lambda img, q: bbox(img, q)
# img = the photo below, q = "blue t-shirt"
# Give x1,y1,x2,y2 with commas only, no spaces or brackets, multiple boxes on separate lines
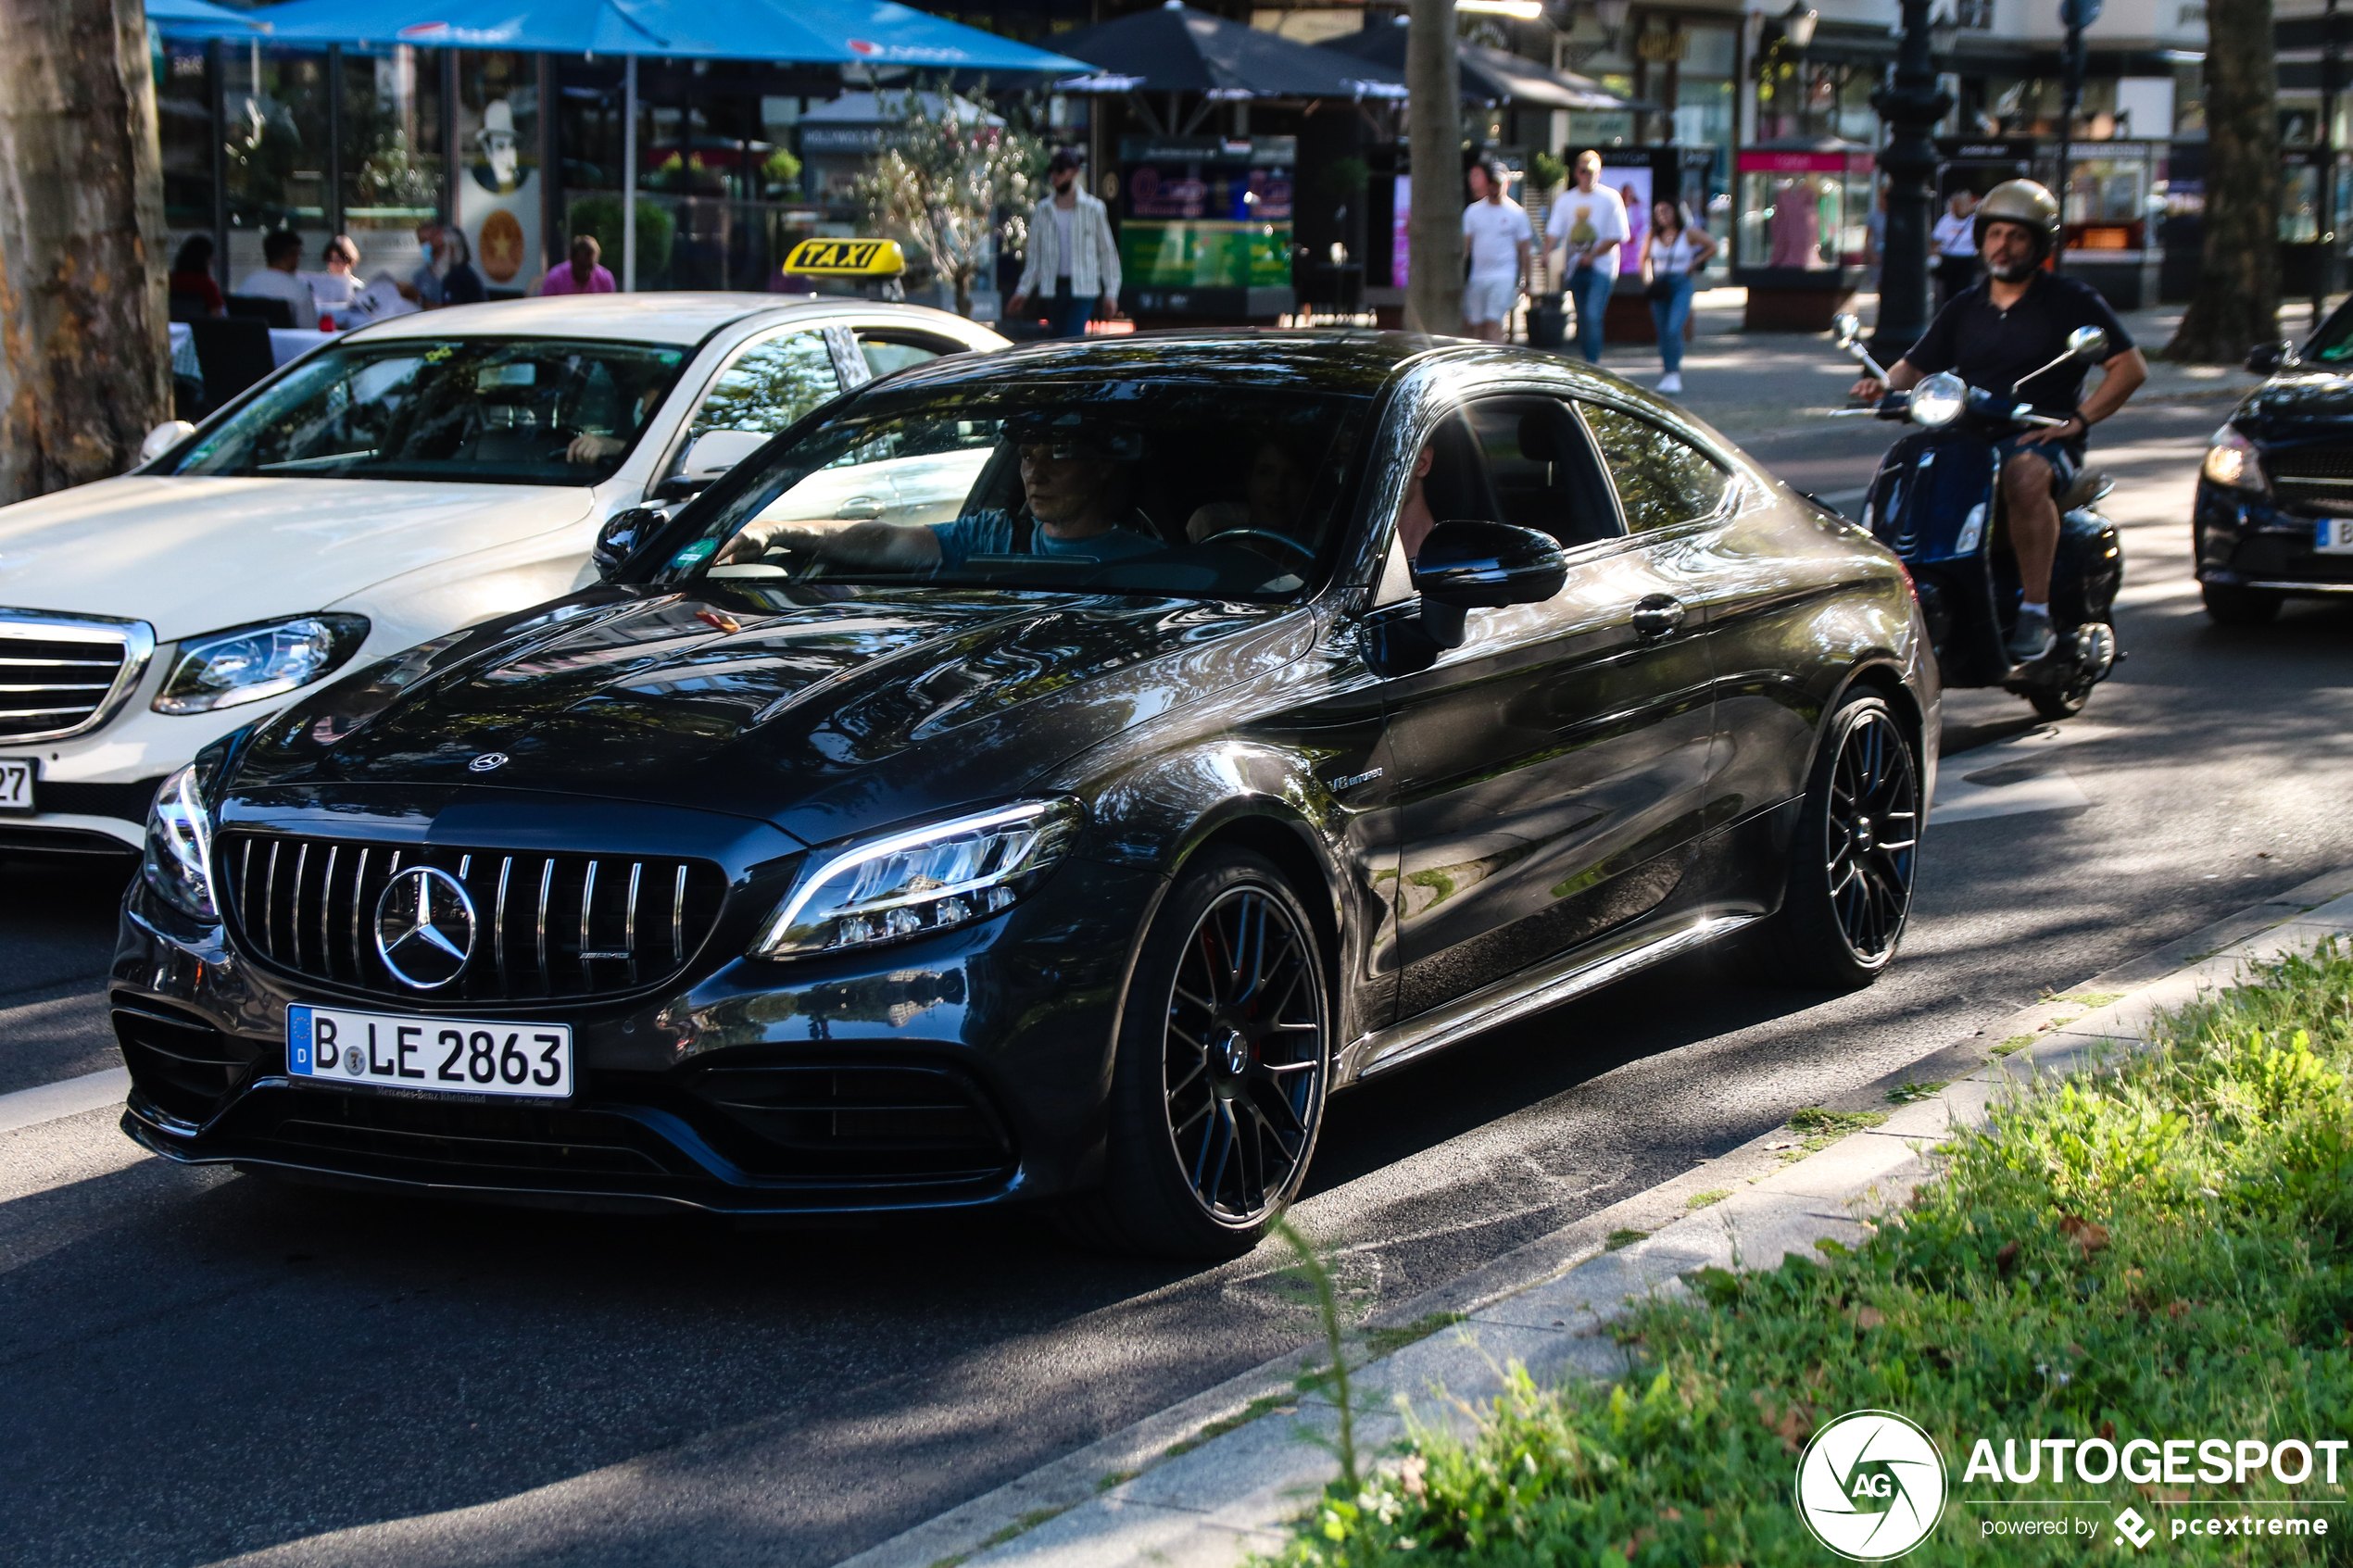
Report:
928,508,1163,570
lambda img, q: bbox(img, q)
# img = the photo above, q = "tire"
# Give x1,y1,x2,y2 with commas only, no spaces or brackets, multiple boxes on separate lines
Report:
2202,583,2283,627
1748,692,1921,990
1064,847,1332,1260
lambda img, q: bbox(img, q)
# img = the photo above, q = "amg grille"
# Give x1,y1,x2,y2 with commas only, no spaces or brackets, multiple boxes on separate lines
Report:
2269,445,2353,491
0,612,151,742
217,832,728,1003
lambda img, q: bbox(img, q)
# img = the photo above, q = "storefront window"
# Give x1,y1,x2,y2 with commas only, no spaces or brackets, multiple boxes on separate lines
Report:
152,32,217,280
2283,161,2322,244
456,51,542,295
1735,149,1873,270
222,45,332,284
341,46,444,285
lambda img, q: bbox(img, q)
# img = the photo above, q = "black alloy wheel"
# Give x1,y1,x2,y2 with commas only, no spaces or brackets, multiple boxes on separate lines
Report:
1069,847,1330,1258
1748,692,1920,989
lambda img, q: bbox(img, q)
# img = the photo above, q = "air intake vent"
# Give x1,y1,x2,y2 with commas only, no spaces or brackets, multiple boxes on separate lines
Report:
2270,445,2353,489
216,833,727,1003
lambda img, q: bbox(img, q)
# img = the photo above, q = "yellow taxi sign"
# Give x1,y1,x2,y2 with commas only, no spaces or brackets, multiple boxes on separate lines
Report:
782,238,905,278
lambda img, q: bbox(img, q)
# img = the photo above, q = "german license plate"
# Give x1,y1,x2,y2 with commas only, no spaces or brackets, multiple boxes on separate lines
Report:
286,1004,573,1098
0,759,31,814
2317,518,2353,554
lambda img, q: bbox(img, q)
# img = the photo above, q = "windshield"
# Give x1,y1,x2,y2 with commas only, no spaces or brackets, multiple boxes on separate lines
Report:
2310,306,2353,366
164,338,689,485
662,374,1370,600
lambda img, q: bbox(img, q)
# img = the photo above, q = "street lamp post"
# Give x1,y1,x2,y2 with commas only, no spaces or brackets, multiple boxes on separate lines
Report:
1869,0,1954,358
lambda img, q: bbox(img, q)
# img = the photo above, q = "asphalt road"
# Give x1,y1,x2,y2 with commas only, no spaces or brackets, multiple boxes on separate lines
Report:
7,394,2353,1568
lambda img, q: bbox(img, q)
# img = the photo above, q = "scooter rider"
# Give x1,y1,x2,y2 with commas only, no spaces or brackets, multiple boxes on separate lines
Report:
1848,180,2148,661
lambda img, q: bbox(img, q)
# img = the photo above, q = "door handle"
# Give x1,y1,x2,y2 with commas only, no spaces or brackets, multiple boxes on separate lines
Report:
1631,595,1687,638
833,496,887,521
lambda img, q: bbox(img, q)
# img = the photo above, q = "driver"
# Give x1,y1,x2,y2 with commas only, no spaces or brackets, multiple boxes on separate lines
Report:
1847,179,2147,662
718,417,1162,571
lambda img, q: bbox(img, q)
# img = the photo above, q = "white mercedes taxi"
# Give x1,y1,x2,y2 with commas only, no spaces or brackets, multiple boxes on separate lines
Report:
0,292,1006,856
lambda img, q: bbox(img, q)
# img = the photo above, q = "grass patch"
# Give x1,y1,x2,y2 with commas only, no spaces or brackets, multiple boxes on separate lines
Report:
1604,1228,1649,1251
1260,938,2353,1567
957,1503,1078,1559
1685,1188,1730,1210
1094,1468,1137,1493
1991,1032,2037,1057
1775,1105,1891,1160
1886,1079,1947,1104
1166,1392,1293,1458
1363,1312,1468,1361
2067,990,2126,1008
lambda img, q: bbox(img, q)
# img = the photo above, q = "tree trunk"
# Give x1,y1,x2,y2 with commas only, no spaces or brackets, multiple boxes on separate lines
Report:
2167,0,2281,362
0,0,169,504
1404,0,1463,338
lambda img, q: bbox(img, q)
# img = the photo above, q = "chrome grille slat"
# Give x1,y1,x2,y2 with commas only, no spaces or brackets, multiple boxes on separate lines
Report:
215,833,724,1004
0,613,154,743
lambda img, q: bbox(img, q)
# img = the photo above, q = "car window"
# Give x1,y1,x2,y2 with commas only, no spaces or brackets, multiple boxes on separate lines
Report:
857,331,962,381
164,338,688,486
1578,403,1734,532
686,329,841,446
1465,396,1622,548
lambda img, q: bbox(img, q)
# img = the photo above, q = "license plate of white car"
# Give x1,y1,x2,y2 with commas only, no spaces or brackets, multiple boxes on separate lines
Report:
286,1004,573,1098
2317,518,2353,554
0,758,31,814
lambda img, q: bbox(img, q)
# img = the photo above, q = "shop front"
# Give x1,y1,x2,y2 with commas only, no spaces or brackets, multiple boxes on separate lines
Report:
1731,136,1873,331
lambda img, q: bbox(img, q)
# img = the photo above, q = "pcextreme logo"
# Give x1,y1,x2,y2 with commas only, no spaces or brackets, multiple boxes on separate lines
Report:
1794,1410,1949,1561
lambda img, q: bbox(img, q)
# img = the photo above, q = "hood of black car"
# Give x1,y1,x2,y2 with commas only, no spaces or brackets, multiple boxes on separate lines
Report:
233,586,1309,847
2242,371,2353,433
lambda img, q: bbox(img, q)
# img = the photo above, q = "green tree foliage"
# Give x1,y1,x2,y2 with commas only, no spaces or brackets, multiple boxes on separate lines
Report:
854,83,1047,319
566,195,676,283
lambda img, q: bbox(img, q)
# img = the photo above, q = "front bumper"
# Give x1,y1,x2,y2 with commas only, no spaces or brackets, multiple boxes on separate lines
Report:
2194,478,2353,596
0,659,258,855
112,854,1163,1214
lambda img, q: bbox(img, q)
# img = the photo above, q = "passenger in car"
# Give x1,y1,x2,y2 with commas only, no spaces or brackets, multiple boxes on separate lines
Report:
1185,440,1314,547
721,429,1161,571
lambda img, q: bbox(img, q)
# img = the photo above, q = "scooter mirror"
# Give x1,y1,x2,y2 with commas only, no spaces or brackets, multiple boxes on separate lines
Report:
2066,325,2110,364
1831,313,1863,352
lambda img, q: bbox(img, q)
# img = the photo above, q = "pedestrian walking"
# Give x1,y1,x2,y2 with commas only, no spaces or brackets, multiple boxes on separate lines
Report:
1638,199,1716,395
1543,151,1629,364
1931,191,1978,307
1008,148,1121,338
1460,157,1531,345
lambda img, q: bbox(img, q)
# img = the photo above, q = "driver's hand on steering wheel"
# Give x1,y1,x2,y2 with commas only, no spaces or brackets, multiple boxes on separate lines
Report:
1849,376,1888,402
567,432,625,464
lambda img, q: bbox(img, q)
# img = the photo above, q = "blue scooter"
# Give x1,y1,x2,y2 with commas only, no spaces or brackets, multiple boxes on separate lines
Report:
1831,313,2124,720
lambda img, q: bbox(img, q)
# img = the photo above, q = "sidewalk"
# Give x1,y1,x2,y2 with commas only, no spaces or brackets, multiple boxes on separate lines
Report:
837,862,2353,1568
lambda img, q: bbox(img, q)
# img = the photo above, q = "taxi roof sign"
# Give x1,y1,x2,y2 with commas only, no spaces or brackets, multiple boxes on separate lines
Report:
783,238,906,278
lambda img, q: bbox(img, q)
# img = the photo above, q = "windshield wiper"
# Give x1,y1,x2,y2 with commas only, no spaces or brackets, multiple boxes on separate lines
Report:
256,450,379,472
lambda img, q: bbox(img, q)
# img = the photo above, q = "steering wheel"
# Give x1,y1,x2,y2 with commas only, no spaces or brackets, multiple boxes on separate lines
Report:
1202,528,1315,568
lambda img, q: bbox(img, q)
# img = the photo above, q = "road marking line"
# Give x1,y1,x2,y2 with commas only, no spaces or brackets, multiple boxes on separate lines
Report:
0,1068,130,1136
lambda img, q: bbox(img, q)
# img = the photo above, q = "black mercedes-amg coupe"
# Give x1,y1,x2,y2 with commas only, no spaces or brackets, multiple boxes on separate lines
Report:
114,333,1938,1258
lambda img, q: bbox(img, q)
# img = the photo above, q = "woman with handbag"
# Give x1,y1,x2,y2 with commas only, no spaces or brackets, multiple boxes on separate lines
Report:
1638,199,1717,395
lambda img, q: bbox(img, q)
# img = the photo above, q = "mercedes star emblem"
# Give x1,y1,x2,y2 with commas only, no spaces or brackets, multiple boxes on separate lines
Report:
373,866,478,990
470,752,509,772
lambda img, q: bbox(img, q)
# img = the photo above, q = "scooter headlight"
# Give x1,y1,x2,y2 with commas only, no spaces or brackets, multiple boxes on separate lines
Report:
2202,424,2266,491
1910,371,1967,429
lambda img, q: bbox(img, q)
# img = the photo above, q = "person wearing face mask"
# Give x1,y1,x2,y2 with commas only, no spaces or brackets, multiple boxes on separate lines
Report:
1848,180,2147,663
1007,149,1121,338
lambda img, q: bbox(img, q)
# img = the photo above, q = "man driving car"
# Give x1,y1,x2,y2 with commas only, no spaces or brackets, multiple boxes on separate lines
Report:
720,417,1162,571
1848,179,2148,662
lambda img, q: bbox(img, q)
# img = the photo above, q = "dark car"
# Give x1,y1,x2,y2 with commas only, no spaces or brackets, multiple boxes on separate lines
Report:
114,333,1939,1259
2194,308,2353,623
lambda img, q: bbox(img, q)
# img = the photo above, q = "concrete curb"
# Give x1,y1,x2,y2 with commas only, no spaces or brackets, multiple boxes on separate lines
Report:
835,866,2353,1568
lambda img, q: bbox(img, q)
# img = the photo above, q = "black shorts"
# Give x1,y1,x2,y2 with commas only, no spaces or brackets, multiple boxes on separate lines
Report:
1992,434,2080,498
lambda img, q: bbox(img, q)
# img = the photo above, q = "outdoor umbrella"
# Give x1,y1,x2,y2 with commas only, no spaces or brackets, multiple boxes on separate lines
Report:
1051,0,1405,116
145,0,271,34
1317,19,1648,112
243,0,1085,287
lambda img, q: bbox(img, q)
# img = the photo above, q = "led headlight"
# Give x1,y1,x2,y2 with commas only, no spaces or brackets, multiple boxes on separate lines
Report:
2201,425,2266,491
750,798,1084,959
153,614,369,715
1909,371,1967,429
142,764,217,922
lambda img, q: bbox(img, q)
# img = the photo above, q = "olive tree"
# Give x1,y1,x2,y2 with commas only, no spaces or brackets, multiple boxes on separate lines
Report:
0,0,170,501
855,85,1047,319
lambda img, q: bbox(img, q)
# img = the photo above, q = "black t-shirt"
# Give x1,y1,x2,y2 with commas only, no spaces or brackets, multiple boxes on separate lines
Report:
1902,271,2133,431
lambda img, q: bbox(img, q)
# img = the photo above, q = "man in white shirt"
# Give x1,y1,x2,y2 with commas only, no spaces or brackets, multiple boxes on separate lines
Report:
1460,158,1532,344
1931,190,1978,307
234,229,319,330
1543,151,1629,363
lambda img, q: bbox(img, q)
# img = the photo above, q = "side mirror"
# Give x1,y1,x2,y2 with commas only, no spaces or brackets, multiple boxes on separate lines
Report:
2245,339,2296,375
2065,325,2110,364
139,420,195,465
593,506,661,580
677,429,771,487
1412,520,1571,609
1831,312,1863,352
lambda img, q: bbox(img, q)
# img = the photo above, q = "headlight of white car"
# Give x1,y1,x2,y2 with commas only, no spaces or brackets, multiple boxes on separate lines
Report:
152,614,369,715
142,764,218,922
2201,425,2266,491
750,798,1085,960
1909,371,1967,429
